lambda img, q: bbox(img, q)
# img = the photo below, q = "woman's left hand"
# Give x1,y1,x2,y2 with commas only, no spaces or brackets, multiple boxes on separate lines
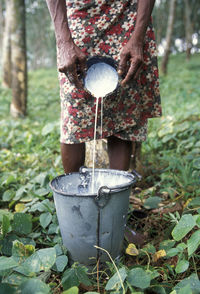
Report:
118,40,144,86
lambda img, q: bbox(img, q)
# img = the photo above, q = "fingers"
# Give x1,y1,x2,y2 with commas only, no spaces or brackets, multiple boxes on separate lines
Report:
135,63,143,80
59,62,84,89
78,56,87,77
121,58,143,87
66,65,84,89
118,53,129,77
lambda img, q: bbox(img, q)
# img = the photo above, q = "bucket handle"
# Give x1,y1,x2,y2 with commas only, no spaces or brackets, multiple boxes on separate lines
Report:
94,186,111,208
131,169,142,181
79,166,89,174
94,185,128,208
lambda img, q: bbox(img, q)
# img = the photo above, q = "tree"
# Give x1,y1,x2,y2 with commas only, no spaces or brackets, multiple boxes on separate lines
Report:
0,0,5,60
26,0,56,69
2,0,12,88
184,0,193,60
161,0,177,75
10,0,27,117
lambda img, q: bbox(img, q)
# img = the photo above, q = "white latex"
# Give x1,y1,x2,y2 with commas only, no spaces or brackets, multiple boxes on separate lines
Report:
84,62,118,98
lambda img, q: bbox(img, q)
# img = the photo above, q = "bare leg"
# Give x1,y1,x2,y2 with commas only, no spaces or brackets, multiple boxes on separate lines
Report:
61,142,85,173
107,136,132,171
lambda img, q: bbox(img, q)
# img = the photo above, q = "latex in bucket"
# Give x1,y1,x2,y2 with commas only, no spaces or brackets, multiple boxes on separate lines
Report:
50,167,141,266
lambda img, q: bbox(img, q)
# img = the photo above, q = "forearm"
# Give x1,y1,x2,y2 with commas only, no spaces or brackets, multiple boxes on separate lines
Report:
46,0,72,46
131,0,155,44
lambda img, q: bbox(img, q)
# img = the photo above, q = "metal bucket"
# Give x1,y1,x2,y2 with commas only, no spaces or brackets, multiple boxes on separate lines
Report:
50,167,141,266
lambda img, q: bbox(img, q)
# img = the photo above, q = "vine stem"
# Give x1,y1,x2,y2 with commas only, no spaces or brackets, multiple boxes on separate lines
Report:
94,245,126,294
97,258,100,293
140,249,151,271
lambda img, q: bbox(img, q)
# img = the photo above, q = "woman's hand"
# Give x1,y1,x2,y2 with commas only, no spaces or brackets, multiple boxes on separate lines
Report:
118,40,144,87
58,39,87,89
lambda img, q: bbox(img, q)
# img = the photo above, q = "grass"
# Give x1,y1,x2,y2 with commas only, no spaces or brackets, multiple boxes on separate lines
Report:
0,53,200,293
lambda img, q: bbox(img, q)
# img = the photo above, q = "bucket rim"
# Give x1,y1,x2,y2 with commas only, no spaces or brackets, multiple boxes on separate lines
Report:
50,168,137,197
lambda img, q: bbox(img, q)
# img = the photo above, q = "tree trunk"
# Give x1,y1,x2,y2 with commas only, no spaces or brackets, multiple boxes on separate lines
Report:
10,0,27,117
161,0,176,75
184,0,193,60
0,0,5,60
2,0,12,88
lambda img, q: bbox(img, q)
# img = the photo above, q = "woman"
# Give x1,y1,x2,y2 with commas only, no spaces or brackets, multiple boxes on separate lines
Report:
46,0,162,173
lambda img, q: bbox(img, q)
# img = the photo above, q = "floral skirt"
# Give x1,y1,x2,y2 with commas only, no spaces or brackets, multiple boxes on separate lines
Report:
58,0,162,144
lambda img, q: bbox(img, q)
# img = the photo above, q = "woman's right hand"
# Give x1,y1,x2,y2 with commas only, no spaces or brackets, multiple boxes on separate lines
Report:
57,39,87,89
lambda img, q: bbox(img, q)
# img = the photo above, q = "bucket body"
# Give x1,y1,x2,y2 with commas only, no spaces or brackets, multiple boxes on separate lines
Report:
50,168,139,265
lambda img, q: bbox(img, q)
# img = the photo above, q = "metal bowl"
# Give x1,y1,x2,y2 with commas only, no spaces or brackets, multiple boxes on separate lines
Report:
83,55,120,99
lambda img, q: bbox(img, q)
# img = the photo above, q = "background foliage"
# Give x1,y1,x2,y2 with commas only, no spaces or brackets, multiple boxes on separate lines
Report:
0,53,200,292
1,0,199,69
0,0,200,292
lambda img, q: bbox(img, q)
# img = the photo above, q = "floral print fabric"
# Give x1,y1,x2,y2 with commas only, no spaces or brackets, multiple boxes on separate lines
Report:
58,0,162,144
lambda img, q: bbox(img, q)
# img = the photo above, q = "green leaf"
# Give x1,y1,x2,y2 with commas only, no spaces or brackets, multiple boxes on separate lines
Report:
172,214,196,241
0,209,13,222
18,278,50,294
105,267,127,291
177,285,193,294
30,199,54,213
174,274,200,294
54,255,68,272
193,158,200,170
33,172,49,187
158,123,173,137
0,234,20,256
13,213,32,235
0,283,16,294
62,268,79,290
1,174,17,186
34,187,49,197
14,186,27,200
76,266,91,286
159,240,176,251
188,198,200,208
187,229,200,256
2,214,10,237
40,212,52,229
176,243,187,251
174,122,190,133
196,216,200,228
62,286,79,294
166,248,180,258
84,293,99,294
146,269,160,280
127,268,151,289
150,285,167,294
42,122,56,136
48,223,59,234
16,247,56,275
143,197,162,209
54,244,63,256
12,240,35,263
0,256,18,271
175,259,189,274
3,272,29,285
142,243,156,254
2,190,15,201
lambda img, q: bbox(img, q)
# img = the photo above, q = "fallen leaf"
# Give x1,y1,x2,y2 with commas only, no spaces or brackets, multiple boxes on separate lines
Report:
153,249,166,262
125,243,139,256
15,203,26,212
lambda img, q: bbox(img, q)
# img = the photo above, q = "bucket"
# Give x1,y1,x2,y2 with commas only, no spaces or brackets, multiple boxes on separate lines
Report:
50,167,141,266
